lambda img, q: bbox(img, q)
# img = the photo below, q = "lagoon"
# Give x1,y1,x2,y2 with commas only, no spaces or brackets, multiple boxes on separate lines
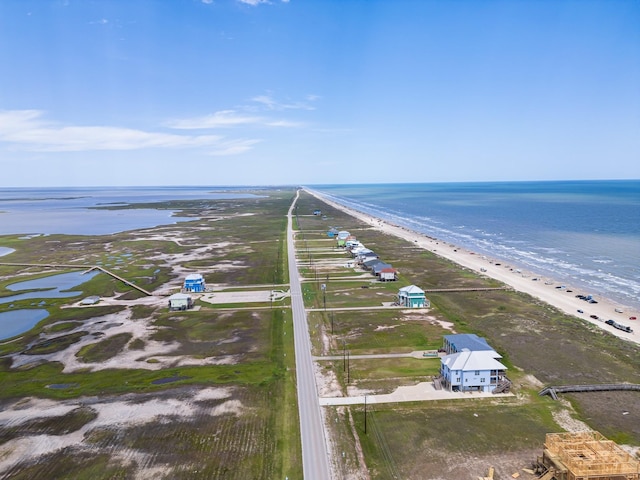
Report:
1,271,99,305
0,309,49,340
0,186,261,235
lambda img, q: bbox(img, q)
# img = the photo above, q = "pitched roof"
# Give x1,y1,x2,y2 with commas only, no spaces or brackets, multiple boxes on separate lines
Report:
185,274,204,281
444,333,495,353
441,350,506,372
169,293,192,300
398,285,424,294
363,258,384,266
372,262,392,273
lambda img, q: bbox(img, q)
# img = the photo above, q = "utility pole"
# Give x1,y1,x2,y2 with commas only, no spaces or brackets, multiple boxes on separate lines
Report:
343,340,346,372
364,395,367,434
347,350,350,384
322,283,326,311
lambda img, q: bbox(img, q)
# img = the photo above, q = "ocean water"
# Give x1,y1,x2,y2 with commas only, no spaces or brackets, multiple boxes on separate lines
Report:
312,181,640,310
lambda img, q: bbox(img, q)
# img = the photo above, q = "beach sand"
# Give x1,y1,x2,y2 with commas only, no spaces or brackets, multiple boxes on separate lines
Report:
305,188,639,346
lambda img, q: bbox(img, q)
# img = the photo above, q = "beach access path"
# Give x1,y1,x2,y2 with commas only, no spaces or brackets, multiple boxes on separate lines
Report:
304,188,639,347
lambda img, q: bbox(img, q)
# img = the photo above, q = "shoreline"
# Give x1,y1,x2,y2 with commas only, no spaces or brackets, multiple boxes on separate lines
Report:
304,188,639,346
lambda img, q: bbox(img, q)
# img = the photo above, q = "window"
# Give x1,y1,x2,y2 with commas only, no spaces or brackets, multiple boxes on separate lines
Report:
474,371,480,375
480,378,485,382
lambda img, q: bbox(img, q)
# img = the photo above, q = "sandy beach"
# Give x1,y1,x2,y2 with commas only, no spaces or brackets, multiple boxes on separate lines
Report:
305,188,639,346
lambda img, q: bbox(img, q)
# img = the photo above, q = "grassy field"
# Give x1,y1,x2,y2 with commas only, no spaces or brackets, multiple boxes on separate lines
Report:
296,190,640,478
0,188,302,479
1,187,639,479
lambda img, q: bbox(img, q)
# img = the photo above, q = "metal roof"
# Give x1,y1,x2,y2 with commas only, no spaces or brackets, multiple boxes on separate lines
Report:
441,350,506,371
398,285,424,294
444,333,495,353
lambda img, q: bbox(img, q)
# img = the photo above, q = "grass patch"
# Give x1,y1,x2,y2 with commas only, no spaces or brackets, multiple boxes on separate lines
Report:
76,333,133,363
25,331,88,355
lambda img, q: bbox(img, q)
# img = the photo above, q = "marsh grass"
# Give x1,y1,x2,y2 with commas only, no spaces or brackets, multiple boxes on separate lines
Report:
352,401,559,479
296,189,640,477
76,332,133,363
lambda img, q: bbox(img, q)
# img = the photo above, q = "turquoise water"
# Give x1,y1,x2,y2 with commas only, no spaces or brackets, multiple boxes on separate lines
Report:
312,180,640,309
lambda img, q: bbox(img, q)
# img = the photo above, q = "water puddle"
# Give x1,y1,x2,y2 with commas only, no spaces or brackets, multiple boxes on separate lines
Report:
151,376,191,385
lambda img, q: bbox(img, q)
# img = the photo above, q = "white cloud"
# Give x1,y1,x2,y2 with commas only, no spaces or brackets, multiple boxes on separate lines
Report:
167,110,262,129
251,94,316,111
201,0,214,4
208,139,261,156
168,109,302,129
0,110,257,156
238,0,290,5
238,0,270,5
264,120,304,127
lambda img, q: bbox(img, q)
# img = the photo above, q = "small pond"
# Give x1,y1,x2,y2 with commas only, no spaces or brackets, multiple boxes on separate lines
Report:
0,270,99,305
46,383,79,389
0,309,49,340
0,247,15,257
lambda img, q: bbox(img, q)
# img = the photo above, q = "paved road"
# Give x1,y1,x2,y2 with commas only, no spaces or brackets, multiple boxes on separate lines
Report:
287,191,332,480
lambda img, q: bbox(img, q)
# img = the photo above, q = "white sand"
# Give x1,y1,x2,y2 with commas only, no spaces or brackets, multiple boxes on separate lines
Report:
0,387,241,476
305,188,639,346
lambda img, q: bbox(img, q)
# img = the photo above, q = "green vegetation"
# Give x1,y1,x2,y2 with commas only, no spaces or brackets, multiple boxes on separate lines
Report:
296,190,640,477
76,333,133,363
1,187,638,479
0,406,97,445
24,331,88,355
0,188,301,480
355,401,559,479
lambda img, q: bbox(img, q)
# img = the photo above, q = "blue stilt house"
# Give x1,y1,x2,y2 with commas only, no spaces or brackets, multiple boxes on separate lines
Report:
184,274,206,293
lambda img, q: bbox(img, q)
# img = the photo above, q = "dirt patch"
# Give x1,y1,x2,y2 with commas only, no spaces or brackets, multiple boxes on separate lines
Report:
0,386,244,477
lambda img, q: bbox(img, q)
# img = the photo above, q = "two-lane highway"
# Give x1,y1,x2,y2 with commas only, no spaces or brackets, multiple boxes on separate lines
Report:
287,191,332,480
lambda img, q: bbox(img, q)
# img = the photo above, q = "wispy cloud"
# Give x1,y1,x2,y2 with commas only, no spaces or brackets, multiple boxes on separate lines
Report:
209,138,262,156
168,108,304,129
251,94,317,111
238,0,289,6
0,110,257,155
167,110,262,129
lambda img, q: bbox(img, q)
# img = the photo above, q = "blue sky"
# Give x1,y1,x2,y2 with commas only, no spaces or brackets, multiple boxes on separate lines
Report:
0,0,638,187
